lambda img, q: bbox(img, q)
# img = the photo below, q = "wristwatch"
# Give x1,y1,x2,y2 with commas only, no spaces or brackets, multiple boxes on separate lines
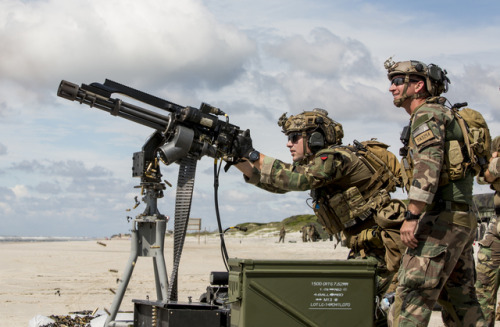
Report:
248,150,260,163
404,211,421,221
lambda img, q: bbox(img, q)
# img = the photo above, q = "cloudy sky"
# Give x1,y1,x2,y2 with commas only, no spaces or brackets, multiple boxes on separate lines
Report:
1,0,499,237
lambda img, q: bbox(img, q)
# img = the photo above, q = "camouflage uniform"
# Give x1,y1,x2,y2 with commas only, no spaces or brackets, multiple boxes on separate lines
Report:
475,136,500,327
278,226,286,243
244,143,405,295
475,214,500,327
388,99,486,327
301,225,309,242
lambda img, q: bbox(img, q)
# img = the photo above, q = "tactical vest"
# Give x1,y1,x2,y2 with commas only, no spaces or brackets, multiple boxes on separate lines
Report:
311,141,401,235
400,98,474,211
400,99,473,192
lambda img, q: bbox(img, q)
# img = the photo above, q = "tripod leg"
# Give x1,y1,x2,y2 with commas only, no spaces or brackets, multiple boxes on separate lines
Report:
153,219,169,301
153,256,169,301
104,229,140,327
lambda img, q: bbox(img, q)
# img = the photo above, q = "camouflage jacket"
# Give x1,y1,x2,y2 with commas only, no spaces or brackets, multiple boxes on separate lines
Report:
489,157,500,179
403,99,474,206
244,146,373,194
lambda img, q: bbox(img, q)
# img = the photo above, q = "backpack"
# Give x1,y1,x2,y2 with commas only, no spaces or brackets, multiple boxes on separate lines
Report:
350,139,402,197
450,103,492,175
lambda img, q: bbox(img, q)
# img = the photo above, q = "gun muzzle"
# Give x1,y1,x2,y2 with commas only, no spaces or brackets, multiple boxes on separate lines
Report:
57,80,80,101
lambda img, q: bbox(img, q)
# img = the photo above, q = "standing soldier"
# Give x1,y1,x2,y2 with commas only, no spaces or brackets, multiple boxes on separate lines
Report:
301,225,309,242
308,224,316,242
306,225,312,242
476,136,500,327
231,108,406,307
278,226,286,243
308,224,320,242
384,58,486,326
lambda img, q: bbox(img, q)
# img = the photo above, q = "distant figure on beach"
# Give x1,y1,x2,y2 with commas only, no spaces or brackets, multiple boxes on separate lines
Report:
278,226,286,243
301,225,308,242
308,224,319,242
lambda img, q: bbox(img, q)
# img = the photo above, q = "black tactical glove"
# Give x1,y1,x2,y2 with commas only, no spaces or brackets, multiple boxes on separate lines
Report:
233,129,254,161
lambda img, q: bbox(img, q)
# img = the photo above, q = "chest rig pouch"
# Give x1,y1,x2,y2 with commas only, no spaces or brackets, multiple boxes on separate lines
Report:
312,186,391,235
312,187,368,234
443,140,465,182
399,122,413,192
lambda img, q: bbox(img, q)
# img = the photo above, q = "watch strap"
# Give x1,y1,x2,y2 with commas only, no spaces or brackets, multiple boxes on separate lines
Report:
404,211,421,221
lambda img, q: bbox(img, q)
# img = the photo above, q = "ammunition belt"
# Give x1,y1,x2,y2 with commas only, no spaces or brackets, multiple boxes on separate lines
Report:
168,156,197,301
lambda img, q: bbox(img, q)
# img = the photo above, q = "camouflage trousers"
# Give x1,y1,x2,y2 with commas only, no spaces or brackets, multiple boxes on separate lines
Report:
475,243,500,327
388,212,486,327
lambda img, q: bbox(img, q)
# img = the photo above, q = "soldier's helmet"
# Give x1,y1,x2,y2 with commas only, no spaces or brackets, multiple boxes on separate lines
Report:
384,57,450,96
277,108,343,146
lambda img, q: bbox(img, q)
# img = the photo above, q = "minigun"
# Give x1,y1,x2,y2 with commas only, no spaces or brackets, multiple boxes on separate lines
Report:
57,79,242,170
57,80,243,325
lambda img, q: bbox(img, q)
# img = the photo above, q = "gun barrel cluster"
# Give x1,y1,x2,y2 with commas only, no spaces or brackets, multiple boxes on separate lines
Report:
57,80,171,132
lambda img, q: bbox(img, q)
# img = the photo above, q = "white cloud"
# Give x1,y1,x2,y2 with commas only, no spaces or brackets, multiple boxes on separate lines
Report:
0,202,13,216
0,0,256,94
266,28,374,78
11,185,29,198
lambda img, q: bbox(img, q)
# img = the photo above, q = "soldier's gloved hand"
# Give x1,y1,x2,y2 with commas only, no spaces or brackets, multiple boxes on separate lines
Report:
233,129,254,161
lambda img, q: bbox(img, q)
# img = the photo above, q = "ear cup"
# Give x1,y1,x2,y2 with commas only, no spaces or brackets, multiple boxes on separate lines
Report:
308,132,324,153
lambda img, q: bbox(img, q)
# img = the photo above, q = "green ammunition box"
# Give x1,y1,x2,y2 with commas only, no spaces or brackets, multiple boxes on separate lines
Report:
228,258,376,327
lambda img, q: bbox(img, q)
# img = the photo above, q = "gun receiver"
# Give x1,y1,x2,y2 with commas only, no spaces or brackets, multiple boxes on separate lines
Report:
57,79,241,166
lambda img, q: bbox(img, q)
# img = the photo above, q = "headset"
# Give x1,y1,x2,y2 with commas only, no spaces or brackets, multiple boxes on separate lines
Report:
308,131,325,154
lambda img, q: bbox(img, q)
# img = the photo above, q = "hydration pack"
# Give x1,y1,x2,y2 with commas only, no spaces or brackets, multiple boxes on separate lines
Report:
350,139,402,196
451,103,492,176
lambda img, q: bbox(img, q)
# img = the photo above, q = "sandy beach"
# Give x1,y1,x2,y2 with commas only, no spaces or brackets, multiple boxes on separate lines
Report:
0,232,496,327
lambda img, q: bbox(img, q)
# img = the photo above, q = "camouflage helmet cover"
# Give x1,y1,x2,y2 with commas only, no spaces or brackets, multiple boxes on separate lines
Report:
277,108,343,145
384,57,450,96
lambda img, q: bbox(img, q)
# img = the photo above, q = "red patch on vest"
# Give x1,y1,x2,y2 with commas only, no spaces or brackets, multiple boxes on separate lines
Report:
321,156,328,161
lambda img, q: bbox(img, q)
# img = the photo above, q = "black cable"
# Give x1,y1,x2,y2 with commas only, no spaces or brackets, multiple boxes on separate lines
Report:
214,114,235,271
214,159,230,271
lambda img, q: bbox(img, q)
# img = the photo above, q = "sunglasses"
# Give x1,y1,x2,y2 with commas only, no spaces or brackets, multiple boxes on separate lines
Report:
391,77,421,86
287,132,303,143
